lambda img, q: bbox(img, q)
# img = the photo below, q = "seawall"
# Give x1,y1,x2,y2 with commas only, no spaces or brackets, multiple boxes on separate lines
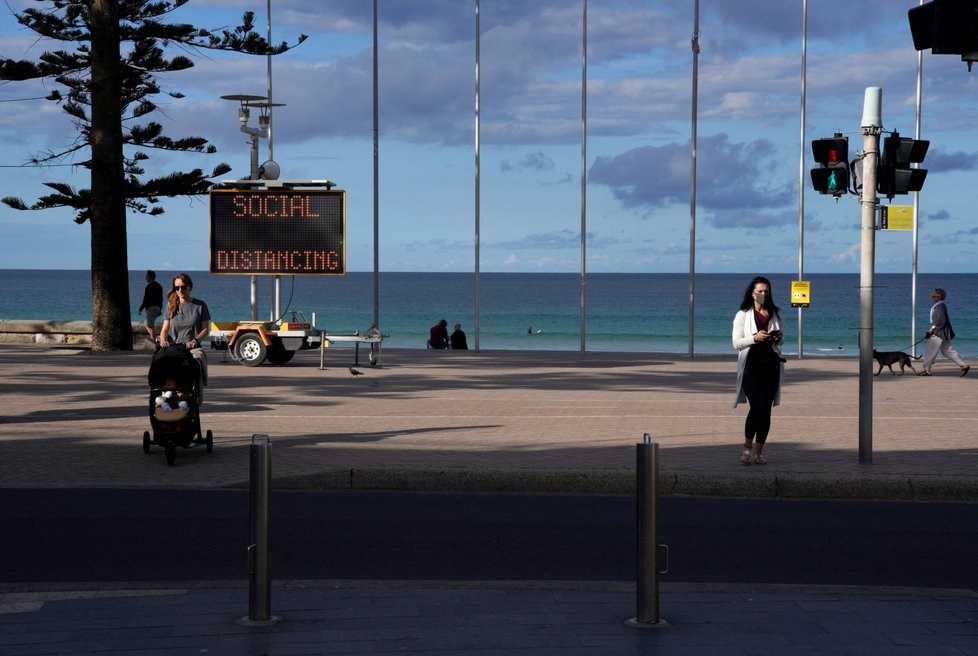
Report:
0,320,152,347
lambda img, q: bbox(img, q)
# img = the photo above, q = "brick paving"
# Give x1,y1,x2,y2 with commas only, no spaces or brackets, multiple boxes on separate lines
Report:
0,343,975,499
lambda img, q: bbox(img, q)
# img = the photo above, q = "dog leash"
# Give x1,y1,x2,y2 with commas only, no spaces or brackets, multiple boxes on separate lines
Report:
902,336,928,353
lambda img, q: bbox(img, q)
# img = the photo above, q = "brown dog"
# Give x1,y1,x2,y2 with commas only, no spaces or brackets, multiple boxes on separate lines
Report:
873,349,920,376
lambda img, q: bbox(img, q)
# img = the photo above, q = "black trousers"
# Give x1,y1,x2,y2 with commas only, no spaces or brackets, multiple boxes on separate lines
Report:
742,357,780,444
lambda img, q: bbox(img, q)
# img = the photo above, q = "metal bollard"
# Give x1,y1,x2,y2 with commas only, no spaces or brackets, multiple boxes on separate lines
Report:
626,434,669,629
319,331,326,370
239,434,280,626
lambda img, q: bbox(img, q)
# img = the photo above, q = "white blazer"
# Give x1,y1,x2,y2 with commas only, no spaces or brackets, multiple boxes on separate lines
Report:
732,308,784,408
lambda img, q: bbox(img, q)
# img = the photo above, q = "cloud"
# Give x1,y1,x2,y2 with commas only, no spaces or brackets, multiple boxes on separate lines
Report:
706,208,795,231
704,1,895,48
829,242,860,264
489,229,618,250
500,151,555,173
163,1,713,147
925,149,978,172
589,133,792,214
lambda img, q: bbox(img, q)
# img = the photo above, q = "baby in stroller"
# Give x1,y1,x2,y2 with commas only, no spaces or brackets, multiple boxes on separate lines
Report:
144,344,212,465
148,346,202,437
155,377,190,417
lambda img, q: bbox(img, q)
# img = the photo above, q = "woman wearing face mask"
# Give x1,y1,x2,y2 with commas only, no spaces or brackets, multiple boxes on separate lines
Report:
732,276,785,465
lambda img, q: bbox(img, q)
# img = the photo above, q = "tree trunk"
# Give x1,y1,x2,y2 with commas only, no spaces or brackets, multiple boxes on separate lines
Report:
89,0,132,351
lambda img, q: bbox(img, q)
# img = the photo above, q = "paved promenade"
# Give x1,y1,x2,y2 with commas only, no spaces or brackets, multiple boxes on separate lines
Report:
0,343,975,498
1,343,976,655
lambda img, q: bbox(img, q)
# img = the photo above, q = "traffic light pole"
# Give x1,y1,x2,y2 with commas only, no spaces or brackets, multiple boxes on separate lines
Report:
858,88,881,465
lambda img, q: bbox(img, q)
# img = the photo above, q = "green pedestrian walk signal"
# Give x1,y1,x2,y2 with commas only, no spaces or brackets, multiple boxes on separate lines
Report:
811,135,850,198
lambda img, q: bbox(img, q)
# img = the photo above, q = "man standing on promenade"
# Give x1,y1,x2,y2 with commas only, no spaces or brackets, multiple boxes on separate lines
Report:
137,270,164,343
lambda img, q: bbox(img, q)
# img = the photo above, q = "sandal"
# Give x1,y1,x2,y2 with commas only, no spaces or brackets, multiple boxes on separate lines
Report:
753,454,767,465
919,371,932,376
740,449,752,465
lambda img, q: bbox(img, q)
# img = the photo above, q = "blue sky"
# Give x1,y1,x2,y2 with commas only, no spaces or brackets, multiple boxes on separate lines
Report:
2,0,977,273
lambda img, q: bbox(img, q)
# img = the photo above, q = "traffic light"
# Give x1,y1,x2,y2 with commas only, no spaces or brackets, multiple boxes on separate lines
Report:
877,132,929,199
909,0,978,70
810,136,850,197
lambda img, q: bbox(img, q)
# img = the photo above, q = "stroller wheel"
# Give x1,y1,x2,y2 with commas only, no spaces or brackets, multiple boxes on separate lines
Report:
205,429,214,453
142,431,151,454
165,443,177,466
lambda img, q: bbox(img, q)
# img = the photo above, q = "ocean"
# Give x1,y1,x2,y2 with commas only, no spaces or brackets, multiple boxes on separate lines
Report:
1,270,976,357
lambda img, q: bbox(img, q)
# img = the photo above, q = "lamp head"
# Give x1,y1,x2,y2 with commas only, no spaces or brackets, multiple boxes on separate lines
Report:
259,160,280,181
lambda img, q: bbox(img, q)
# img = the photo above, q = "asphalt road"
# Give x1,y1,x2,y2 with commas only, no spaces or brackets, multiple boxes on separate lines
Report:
1,489,975,589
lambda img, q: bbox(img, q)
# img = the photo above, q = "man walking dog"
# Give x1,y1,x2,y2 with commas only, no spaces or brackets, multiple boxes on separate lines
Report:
920,288,970,377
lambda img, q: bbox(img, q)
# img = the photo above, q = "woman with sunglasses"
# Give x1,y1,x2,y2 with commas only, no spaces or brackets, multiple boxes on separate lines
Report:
159,273,211,401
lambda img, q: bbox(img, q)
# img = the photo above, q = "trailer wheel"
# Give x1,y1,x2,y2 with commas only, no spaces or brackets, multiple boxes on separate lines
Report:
165,443,176,466
143,431,151,454
205,429,214,453
236,334,267,366
266,348,295,365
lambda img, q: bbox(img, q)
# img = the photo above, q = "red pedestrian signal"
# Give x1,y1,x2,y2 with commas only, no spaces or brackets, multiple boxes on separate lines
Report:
811,136,850,198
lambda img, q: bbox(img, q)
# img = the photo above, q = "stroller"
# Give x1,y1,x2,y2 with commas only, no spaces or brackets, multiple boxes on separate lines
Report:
143,345,213,466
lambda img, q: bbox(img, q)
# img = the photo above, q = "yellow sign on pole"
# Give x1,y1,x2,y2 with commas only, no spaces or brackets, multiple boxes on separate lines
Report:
791,280,810,308
880,205,914,231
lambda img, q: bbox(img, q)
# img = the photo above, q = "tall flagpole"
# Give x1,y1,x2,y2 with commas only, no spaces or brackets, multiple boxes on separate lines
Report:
475,0,481,351
912,0,924,357
266,0,273,159
267,0,279,322
373,0,380,329
798,0,808,359
580,0,587,353
688,0,699,358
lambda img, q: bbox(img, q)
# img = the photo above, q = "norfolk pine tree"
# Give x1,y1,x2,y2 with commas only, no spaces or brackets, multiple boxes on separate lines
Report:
1,0,305,350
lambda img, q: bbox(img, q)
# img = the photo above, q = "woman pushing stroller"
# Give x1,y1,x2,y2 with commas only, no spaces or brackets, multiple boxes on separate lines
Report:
159,273,211,402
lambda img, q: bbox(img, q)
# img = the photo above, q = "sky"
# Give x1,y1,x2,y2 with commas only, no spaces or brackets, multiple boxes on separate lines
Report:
2,0,978,274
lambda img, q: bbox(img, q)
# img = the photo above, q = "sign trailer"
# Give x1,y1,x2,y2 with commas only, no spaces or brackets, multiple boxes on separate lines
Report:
206,183,382,367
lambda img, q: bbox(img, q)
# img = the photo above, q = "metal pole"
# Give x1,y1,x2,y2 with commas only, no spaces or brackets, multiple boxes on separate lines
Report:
797,0,807,359
688,0,699,358
626,435,668,629
580,0,587,354
241,434,278,625
858,88,881,465
912,2,924,358
266,0,273,160
249,133,260,182
373,0,380,331
272,276,281,322
319,330,326,370
265,0,281,327
250,276,258,321
249,132,260,322
475,0,481,352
